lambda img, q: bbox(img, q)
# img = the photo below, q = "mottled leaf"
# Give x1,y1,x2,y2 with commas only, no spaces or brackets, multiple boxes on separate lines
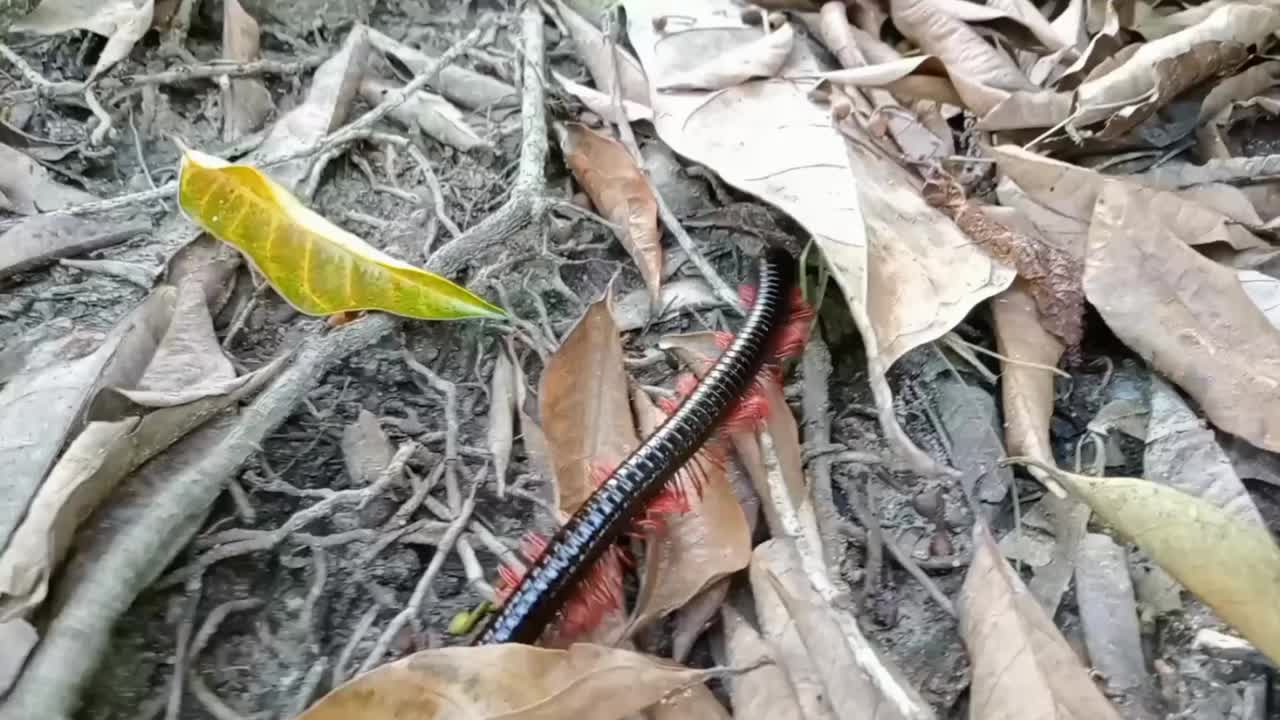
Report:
176,146,505,321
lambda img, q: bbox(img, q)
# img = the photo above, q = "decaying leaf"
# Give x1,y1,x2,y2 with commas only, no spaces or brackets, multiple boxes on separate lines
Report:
624,390,749,638
1083,180,1280,453
1013,461,1280,665
176,145,506,321
299,643,717,720
540,300,639,514
959,522,1125,720
655,22,796,92
0,280,284,620
558,122,662,303
359,77,489,151
221,0,274,141
1144,376,1266,528
11,0,154,80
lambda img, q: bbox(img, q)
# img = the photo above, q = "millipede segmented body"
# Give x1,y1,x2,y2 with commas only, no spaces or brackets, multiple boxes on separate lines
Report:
473,248,796,646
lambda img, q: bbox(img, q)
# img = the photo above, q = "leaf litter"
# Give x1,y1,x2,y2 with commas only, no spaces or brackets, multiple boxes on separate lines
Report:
4,0,1280,717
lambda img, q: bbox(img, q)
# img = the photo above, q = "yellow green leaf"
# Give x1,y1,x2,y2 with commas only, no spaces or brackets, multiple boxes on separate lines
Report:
1008,457,1280,665
175,145,506,322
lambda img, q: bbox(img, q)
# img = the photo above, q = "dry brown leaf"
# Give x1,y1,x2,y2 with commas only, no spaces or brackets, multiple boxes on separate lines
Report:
991,279,1064,478
540,299,640,514
365,27,516,111
719,604,807,720
655,22,795,91
221,0,274,141
924,170,1084,354
554,0,650,107
624,390,750,639
559,123,662,303
890,0,1036,95
359,77,488,151
1144,376,1266,528
1072,4,1280,129
12,0,154,80
934,0,1071,52
295,643,717,720
1013,461,1280,664
554,72,653,123
1085,180,1280,453
1197,61,1280,128
990,144,1269,253
958,522,1125,720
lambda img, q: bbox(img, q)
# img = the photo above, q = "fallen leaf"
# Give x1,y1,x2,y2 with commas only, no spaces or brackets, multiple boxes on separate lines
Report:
1084,180,1280,453
1013,461,1280,665
719,604,808,720
558,123,662,303
554,0,650,107
1072,5,1280,130
0,215,150,279
655,22,795,91
645,684,731,720
176,145,506,321
0,619,36,695
931,364,1015,503
1144,376,1266,527
0,289,173,553
555,71,654,123
0,143,98,215
488,343,519,497
540,300,639,514
341,409,394,487
12,0,154,80
612,278,720,332
890,0,1035,95
295,643,716,720
366,27,517,111
0,280,284,620
624,390,750,639
359,77,489,151
221,0,274,141
958,522,1125,720
991,279,1064,479
1199,94,1280,161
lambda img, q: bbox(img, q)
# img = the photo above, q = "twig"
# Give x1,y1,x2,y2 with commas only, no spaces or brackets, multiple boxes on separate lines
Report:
401,351,463,514
189,599,265,660
407,142,462,242
426,3,548,279
165,577,203,720
357,483,478,673
0,42,51,88
187,674,249,720
456,535,497,602
333,604,380,687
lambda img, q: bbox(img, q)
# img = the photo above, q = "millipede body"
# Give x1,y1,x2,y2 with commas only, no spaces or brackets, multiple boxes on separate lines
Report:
472,248,796,646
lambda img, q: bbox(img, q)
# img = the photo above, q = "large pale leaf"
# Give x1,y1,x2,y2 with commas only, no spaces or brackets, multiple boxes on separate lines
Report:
1012,461,1280,665
958,523,1125,720
295,643,716,720
540,299,639,514
176,146,506,321
1084,180,1280,453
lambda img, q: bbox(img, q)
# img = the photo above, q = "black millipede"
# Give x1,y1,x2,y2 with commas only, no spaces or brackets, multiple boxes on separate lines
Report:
472,248,796,646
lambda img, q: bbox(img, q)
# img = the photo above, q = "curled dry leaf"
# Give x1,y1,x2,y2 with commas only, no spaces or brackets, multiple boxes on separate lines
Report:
1013,461,1280,665
221,0,274,141
295,643,718,720
1144,376,1266,528
1084,180,1280,453
553,0,651,108
924,169,1084,354
624,390,750,639
655,22,796,92
555,72,654,123
990,279,1064,481
558,123,662,303
958,522,1125,720
0,143,98,215
890,0,1034,94
12,0,154,80
176,146,506,321
488,343,520,497
359,77,488,151
365,27,517,111
0,280,285,620
540,300,639,514
719,605,807,720
1073,4,1280,130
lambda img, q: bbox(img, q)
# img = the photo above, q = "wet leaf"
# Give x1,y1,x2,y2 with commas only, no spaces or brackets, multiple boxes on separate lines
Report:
558,123,661,303
1144,376,1265,528
12,0,153,80
655,22,795,92
221,0,274,140
0,143,98,215
293,643,718,720
554,0,650,108
624,390,749,638
1083,180,1280,453
958,522,1125,720
176,145,505,321
540,300,639,514
0,280,284,620
1072,4,1280,131
1011,461,1280,665
359,77,489,152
